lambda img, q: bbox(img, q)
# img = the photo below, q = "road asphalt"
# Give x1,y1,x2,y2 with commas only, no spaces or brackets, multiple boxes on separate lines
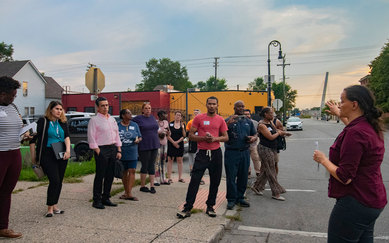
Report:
8,172,236,243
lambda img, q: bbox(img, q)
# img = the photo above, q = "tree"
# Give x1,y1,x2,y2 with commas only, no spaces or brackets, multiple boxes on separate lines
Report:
271,82,297,114
136,58,193,91
0,42,14,62
368,41,389,112
248,77,267,91
195,76,228,91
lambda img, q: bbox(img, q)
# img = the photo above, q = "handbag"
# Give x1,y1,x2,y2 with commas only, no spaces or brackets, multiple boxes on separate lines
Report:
32,118,46,179
276,135,286,151
114,160,124,179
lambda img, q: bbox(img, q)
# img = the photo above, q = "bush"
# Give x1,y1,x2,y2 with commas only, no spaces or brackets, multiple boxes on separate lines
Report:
299,114,311,119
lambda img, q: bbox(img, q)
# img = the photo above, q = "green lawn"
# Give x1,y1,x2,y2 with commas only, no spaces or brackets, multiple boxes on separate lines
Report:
19,159,96,182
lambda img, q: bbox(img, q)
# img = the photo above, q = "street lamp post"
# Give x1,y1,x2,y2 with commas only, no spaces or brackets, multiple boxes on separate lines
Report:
267,40,283,107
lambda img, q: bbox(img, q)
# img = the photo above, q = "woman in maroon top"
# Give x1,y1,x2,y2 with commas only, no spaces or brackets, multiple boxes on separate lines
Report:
314,85,386,242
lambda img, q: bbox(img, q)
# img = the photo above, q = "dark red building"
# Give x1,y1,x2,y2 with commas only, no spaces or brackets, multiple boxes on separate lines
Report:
62,91,170,117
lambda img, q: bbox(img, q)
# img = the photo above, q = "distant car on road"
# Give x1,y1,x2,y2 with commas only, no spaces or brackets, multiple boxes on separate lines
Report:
286,117,303,131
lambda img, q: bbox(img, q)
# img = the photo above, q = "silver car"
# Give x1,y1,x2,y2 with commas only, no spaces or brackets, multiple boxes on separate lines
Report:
286,117,303,131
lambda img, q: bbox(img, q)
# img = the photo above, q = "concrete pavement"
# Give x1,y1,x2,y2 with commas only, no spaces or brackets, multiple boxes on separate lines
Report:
9,172,237,242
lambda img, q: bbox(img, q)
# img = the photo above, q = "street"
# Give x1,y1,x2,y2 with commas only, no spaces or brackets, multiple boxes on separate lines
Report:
220,118,389,243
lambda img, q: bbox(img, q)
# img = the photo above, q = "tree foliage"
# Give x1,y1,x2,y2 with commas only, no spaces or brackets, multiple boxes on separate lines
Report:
248,77,267,91
195,76,228,91
271,82,297,114
0,41,14,62
136,58,193,91
368,41,389,112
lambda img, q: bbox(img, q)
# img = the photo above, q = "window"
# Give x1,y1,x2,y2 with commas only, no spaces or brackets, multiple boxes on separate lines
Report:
84,107,94,113
67,107,77,112
24,107,29,116
30,107,35,116
109,106,113,115
23,82,28,97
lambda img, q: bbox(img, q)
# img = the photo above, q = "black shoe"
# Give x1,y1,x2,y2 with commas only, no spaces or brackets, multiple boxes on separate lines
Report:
154,183,160,186
177,208,191,218
92,201,105,209
149,187,156,194
45,213,53,217
140,186,150,192
206,207,216,217
237,200,250,207
226,201,235,210
102,199,117,207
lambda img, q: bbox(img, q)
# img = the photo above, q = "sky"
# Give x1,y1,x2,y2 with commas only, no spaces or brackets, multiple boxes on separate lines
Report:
1,0,388,109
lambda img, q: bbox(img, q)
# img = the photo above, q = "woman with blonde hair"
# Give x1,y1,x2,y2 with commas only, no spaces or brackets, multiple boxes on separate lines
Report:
30,101,71,217
132,103,159,194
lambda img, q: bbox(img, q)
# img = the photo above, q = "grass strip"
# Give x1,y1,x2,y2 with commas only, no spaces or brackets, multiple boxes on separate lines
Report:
19,160,96,181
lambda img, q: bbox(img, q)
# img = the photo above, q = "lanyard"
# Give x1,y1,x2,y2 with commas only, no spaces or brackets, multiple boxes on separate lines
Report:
50,120,61,139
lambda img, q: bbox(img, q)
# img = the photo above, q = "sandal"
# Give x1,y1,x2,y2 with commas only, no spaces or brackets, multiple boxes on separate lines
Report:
125,196,139,201
119,195,128,199
53,209,64,214
45,213,53,217
178,179,185,183
168,179,173,184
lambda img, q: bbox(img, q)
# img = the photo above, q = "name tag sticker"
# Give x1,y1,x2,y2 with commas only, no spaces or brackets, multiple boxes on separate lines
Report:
170,123,174,127
267,127,273,131
204,121,210,125
0,110,7,117
129,126,135,130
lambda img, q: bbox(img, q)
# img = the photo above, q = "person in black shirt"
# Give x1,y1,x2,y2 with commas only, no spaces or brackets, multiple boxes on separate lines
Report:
251,107,290,201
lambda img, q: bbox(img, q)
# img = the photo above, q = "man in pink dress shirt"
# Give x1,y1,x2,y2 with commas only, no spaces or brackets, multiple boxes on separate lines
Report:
88,97,122,209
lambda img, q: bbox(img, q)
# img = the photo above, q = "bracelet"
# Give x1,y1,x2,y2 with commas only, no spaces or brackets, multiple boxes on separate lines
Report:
117,151,122,153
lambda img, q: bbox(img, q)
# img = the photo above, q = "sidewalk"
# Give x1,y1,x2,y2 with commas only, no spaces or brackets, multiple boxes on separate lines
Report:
9,172,233,242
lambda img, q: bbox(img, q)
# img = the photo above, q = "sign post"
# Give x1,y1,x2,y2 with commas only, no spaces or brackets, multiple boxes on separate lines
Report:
272,98,283,111
85,67,105,94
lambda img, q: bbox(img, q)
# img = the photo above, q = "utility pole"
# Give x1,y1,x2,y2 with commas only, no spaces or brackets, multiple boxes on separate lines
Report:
213,57,220,80
277,55,290,125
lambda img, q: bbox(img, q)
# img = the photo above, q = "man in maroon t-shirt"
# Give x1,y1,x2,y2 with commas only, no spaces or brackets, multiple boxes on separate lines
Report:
177,96,228,218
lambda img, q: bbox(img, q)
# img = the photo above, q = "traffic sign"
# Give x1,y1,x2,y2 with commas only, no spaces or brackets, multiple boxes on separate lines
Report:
85,67,105,94
272,99,283,111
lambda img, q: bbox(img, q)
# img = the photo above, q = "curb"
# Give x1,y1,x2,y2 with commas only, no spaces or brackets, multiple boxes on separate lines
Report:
207,208,239,243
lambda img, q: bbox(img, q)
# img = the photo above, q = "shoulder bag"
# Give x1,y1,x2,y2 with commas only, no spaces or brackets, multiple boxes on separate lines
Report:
32,118,46,179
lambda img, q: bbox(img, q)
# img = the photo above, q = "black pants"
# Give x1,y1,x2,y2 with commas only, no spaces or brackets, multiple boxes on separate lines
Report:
93,145,117,202
184,148,222,210
139,149,158,175
328,196,384,243
40,149,68,206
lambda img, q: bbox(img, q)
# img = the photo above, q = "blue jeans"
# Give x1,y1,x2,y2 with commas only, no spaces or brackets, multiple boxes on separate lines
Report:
328,196,384,243
224,149,250,203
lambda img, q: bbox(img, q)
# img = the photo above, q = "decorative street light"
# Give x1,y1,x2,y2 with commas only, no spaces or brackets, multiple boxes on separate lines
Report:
267,40,283,106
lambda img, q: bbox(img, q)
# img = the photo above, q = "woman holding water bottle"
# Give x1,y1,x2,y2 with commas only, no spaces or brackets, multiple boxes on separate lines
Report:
313,85,386,242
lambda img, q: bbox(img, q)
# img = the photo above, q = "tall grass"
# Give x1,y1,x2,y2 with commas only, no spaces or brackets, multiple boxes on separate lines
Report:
19,159,96,181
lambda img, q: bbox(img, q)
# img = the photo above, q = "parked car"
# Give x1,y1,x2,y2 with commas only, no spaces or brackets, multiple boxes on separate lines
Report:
67,115,133,161
68,117,93,161
65,112,94,120
286,117,303,131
